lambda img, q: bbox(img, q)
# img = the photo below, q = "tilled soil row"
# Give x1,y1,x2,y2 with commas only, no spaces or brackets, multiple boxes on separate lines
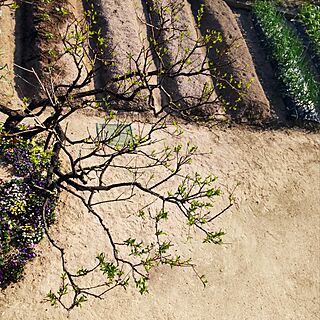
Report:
14,0,72,99
188,0,270,122
1,0,287,123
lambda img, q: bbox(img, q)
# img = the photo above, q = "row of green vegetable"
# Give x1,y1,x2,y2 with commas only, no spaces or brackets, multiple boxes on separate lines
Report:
253,1,319,122
299,3,320,57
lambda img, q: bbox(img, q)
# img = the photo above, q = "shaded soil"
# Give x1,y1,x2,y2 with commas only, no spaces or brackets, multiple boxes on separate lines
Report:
14,1,40,99
234,8,288,123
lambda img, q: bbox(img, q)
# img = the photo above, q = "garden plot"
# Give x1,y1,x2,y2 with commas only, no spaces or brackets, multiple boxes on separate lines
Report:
143,0,220,116
0,1,320,319
253,1,319,122
298,3,320,72
2,0,319,123
229,1,320,123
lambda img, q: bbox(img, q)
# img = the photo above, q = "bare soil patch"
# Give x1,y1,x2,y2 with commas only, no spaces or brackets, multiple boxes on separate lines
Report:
0,112,319,319
0,6,19,106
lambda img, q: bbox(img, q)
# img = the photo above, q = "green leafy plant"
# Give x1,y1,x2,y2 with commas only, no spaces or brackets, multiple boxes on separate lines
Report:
254,0,320,122
38,12,50,21
299,4,320,55
55,6,68,16
44,31,54,40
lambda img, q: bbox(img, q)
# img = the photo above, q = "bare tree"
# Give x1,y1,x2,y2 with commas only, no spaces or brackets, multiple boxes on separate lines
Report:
0,0,240,309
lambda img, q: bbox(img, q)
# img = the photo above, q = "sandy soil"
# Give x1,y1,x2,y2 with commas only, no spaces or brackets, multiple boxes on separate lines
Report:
0,6,19,107
0,111,319,319
146,0,218,115
191,0,271,122
0,0,319,319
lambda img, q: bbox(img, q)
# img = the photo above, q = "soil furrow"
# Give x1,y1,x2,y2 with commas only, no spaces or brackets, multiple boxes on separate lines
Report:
234,9,288,123
144,0,223,118
14,1,40,100
2,0,319,122
188,0,271,123
83,0,157,111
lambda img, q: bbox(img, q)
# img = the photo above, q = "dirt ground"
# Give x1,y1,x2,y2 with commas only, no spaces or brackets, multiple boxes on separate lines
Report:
0,6,19,107
0,0,319,319
0,113,319,320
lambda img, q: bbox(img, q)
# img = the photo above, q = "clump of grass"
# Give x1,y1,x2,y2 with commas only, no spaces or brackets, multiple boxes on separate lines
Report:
254,0,320,122
299,4,320,56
